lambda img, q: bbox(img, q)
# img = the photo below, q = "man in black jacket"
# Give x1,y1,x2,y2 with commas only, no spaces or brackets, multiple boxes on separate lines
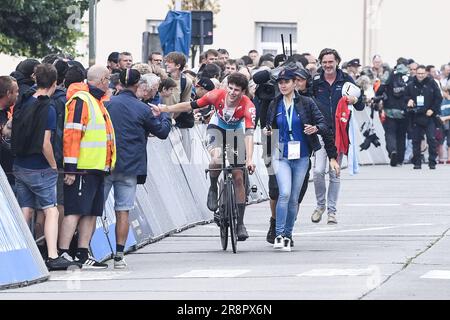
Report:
376,63,409,166
405,65,443,169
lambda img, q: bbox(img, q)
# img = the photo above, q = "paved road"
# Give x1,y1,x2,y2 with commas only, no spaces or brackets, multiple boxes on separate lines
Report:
1,165,450,300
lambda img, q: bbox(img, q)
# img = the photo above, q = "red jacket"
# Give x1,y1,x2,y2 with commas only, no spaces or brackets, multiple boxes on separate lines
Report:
335,96,350,155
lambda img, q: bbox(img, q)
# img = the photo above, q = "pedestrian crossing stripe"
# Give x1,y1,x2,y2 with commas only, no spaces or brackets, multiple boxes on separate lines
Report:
175,269,250,278
297,269,374,277
420,270,450,280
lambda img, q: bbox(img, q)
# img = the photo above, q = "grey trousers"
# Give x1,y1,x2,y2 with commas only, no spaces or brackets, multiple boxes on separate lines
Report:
313,136,343,214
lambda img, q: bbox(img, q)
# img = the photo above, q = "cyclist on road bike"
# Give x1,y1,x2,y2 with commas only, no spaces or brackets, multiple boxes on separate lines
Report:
153,72,256,241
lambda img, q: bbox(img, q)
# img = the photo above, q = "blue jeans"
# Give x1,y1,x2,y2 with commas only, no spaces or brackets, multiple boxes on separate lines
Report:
104,172,137,211
273,156,309,237
13,165,58,210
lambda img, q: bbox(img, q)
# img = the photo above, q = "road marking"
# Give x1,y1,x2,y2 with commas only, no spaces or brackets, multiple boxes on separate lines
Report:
420,270,450,280
411,204,450,207
50,271,130,281
175,269,250,278
299,203,450,207
292,223,433,236
297,268,373,277
234,223,433,235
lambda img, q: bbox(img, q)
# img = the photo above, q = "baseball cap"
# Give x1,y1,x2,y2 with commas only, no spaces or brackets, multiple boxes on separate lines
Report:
196,77,215,91
276,68,296,82
347,58,361,67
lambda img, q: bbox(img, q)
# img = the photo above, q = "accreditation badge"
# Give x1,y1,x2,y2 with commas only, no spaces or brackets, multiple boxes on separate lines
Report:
417,95,425,107
287,141,301,160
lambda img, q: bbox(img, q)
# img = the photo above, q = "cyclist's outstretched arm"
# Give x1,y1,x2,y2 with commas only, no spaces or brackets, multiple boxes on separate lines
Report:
153,101,192,113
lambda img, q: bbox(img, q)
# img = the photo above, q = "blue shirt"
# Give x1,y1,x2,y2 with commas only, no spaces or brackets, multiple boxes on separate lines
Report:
276,98,310,159
441,99,450,117
14,96,57,169
106,90,171,175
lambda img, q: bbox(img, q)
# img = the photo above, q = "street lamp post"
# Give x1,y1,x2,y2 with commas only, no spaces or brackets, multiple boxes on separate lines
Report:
89,0,97,67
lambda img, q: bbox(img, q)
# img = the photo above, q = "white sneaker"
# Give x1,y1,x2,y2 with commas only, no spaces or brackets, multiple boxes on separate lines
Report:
311,207,326,223
327,213,337,225
273,235,284,249
114,256,127,269
281,237,291,252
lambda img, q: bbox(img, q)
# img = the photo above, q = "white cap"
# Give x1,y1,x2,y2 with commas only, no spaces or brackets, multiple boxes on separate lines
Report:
342,82,361,99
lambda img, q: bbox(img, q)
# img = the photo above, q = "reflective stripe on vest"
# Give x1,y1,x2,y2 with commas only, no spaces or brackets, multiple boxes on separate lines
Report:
65,91,116,171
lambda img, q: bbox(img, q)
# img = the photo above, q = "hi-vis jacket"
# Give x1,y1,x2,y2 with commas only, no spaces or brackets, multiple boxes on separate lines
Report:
63,83,116,173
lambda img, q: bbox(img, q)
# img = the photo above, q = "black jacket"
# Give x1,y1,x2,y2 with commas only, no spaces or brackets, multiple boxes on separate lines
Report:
405,76,442,115
11,91,51,157
312,69,364,134
376,71,408,110
51,88,66,168
266,92,337,160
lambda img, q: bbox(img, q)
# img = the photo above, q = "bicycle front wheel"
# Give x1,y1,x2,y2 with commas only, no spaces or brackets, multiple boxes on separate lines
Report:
227,179,238,254
218,179,228,250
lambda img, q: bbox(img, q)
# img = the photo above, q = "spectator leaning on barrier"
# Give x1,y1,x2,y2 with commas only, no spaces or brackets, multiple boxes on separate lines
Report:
0,76,18,188
105,69,171,268
376,62,409,167
137,73,161,106
263,68,339,251
311,48,364,225
10,64,75,271
58,65,116,269
405,65,443,169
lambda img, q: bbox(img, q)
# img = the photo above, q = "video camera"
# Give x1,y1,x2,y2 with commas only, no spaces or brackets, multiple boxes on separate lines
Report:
253,34,310,101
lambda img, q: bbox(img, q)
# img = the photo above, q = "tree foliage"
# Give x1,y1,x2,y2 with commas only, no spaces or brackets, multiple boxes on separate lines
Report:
0,0,89,58
169,0,220,15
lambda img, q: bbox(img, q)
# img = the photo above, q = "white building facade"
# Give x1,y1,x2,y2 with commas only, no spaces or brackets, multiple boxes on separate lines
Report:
1,0,449,73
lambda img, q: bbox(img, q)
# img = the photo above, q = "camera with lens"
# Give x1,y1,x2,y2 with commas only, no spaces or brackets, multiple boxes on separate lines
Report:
359,121,381,151
369,93,386,111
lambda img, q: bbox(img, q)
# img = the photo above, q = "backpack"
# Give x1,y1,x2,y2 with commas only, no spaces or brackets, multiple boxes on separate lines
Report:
175,73,195,128
391,72,407,98
11,90,51,157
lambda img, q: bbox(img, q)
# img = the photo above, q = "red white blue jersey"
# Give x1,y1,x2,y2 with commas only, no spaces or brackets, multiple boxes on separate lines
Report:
194,89,256,130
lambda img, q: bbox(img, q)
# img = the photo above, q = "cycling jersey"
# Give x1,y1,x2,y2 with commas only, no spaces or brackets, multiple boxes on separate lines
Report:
192,89,256,130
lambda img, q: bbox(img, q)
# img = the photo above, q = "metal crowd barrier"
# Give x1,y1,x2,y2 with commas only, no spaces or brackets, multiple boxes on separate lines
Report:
1,116,389,287
0,167,49,290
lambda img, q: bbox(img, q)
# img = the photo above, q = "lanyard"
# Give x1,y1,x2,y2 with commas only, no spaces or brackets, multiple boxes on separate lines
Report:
284,97,294,140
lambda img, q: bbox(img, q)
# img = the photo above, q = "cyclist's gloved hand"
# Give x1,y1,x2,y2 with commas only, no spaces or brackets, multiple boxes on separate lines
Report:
246,161,256,175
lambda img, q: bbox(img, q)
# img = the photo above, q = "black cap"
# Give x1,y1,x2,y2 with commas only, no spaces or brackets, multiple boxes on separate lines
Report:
347,58,361,67
16,58,40,78
276,68,296,82
108,52,119,63
119,68,141,87
196,78,215,91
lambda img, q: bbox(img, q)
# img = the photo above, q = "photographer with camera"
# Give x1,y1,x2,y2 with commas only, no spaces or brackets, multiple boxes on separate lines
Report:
375,62,409,166
405,65,443,169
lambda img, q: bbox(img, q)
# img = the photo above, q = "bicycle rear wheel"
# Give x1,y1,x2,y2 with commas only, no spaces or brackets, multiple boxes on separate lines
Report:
228,180,238,253
218,179,228,250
